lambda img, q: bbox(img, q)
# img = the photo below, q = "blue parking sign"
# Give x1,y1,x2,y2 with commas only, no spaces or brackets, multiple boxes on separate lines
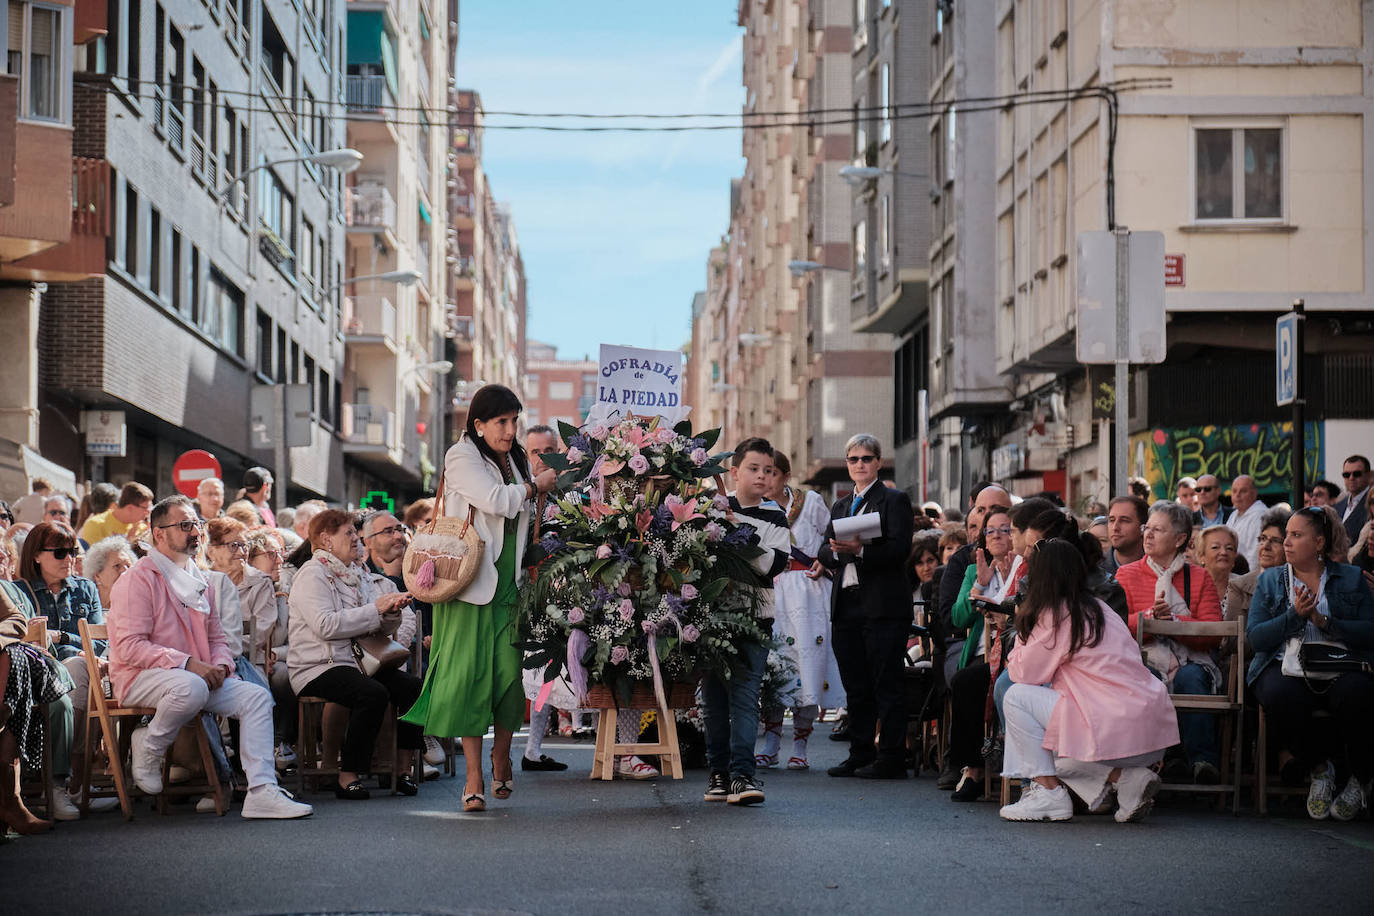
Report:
1276,312,1299,406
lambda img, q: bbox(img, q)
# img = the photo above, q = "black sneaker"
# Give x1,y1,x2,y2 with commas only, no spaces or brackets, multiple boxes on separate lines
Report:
521,754,569,772
704,771,730,802
727,775,765,806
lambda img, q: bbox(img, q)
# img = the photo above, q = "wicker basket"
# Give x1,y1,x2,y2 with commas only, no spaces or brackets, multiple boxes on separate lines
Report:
584,680,698,709
406,550,465,581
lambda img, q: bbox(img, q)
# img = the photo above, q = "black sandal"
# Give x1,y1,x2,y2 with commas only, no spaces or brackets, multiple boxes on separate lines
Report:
333,779,371,800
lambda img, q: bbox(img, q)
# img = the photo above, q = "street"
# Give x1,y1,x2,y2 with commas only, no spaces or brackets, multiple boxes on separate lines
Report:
6,729,1374,916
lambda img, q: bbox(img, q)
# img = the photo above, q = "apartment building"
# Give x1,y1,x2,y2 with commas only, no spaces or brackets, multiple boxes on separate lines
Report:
990,0,1374,507
847,0,942,499
20,0,350,504
342,0,450,503
523,340,596,432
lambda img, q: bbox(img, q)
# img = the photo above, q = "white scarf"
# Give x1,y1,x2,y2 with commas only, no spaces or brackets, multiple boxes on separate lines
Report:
313,549,361,588
1146,552,1190,618
149,547,211,615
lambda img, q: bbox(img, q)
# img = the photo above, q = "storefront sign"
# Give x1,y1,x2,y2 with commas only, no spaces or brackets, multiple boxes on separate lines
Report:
1130,422,1323,501
82,410,127,457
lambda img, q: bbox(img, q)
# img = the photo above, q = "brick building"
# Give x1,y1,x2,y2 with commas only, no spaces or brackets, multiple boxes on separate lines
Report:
522,340,596,433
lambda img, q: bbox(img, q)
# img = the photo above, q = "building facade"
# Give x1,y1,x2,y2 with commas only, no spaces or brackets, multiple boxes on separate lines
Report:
522,340,596,432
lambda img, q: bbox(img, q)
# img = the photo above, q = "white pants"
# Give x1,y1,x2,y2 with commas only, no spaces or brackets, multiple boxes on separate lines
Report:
1003,683,1161,804
526,703,552,759
123,668,277,790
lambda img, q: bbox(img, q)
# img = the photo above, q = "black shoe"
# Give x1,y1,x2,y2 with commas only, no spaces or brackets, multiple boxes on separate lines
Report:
855,761,909,780
950,770,982,802
1160,754,1190,784
333,780,371,800
727,775,765,806
394,773,419,796
1192,761,1220,785
703,771,730,802
827,757,874,777
937,766,960,790
521,754,569,772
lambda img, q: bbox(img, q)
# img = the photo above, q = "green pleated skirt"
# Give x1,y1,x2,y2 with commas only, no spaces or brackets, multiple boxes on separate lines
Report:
400,520,525,737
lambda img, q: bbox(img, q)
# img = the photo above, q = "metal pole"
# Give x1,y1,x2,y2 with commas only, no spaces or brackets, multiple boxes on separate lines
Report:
1113,227,1130,498
1291,298,1306,508
274,383,287,517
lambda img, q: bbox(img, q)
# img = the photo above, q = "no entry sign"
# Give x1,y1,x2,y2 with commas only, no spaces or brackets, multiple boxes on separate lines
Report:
173,449,222,499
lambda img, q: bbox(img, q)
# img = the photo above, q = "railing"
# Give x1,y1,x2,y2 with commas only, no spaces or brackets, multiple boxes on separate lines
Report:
167,102,185,149
190,133,206,175
447,315,473,342
451,255,475,278
342,293,397,342
342,403,395,449
345,182,396,230
451,126,479,160
346,74,392,113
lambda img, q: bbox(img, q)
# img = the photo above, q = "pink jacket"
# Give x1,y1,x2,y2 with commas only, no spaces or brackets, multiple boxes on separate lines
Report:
107,556,235,704
1008,600,1179,762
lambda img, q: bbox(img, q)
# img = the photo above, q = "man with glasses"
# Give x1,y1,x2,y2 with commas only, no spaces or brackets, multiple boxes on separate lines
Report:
1335,454,1371,548
80,482,154,545
1192,474,1228,529
1228,475,1267,571
108,495,312,819
43,495,73,527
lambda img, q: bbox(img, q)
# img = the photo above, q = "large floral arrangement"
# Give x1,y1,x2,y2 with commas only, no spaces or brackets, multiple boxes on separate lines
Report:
519,417,772,707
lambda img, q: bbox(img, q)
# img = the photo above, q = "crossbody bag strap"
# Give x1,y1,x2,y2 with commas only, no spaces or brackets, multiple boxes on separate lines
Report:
1182,564,1191,612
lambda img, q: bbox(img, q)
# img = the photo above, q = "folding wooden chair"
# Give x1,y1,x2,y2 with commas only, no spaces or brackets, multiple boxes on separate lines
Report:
77,621,226,819
1135,615,1246,814
1254,706,1333,815
295,695,404,795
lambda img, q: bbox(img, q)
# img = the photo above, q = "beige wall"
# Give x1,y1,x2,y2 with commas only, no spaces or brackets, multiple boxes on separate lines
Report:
1115,0,1361,49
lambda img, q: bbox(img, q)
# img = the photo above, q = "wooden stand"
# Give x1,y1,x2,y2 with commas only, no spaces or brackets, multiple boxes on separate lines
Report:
586,682,695,781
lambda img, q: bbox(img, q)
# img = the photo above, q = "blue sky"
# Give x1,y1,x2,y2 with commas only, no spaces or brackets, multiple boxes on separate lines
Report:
455,2,745,362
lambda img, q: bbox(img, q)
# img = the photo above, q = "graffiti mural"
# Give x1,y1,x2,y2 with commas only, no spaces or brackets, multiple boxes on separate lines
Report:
1130,422,1323,501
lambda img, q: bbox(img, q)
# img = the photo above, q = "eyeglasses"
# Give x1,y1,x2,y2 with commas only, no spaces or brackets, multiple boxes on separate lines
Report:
1342,470,1365,478
215,541,247,553
45,508,68,517
846,455,877,465
985,525,1012,536
363,524,409,540
43,547,79,560
157,520,205,534
1196,485,1217,492
1257,536,1285,548
250,549,284,562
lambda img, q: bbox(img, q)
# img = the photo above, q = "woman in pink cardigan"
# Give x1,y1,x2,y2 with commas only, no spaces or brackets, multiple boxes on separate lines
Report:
999,539,1179,823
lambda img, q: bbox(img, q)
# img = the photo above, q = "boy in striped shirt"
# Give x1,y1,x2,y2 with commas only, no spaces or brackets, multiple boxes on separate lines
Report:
702,437,792,806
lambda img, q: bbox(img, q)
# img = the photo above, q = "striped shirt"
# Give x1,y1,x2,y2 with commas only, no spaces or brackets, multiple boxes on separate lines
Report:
729,496,792,619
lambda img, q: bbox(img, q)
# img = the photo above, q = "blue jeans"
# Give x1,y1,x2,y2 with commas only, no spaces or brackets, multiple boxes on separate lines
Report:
994,668,1013,729
1172,662,1219,767
702,638,770,780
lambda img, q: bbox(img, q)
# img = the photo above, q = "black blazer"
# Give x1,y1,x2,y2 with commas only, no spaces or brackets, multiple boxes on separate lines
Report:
818,483,914,621
1335,490,1370,551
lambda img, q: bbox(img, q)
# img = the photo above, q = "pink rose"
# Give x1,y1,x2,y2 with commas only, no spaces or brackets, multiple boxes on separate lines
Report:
543,502,560,522
589,423,609,440
617,581,633,597
704,521,725,542
619,598,635,621
681,625,700,643
711,493,729,511
595,544,612,560
567,606,585,624
681,584,698,600
610,646,628,664
628,454,650,476
656,427,677,444
566,446,584,463
690,448,709,467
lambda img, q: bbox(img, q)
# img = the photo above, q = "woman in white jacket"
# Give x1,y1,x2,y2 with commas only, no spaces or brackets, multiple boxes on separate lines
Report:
400,384,555,812
288,509,419,800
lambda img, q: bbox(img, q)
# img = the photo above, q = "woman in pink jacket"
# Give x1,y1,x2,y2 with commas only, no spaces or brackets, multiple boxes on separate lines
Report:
999,539,1179,823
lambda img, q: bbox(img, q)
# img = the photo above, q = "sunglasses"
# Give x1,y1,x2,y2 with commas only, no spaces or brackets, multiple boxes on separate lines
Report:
985,525,1012,536
157,520,205,534
1344,470,1367,478
0,513,12,524
1196,485,1217,492
43,547,79,560
846,455,877,465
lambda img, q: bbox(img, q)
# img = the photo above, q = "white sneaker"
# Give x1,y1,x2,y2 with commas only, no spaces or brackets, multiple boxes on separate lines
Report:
422,763,440,780
1329,775,1365,822
167,765,193,785
66,785,120,814
999,781,1073,822
240,784,313,819
1308,762,1337,820
1114,767,1162,823
274,742,297,768
616,755,660,780
130,727,164,795
195,795,219,814
51,788,82,821
423,735,446,767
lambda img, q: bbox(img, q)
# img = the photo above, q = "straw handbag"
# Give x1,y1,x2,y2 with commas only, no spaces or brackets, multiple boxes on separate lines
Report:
403,470,484,603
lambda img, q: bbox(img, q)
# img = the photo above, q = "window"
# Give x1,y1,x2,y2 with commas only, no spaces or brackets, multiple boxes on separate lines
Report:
582,375,597,399
853,0,867,49
147,206,161,294
318,369,332,424
526,373,540,396
879,194,891,273
548,381,574,400
853,101,867,163
1194,125,1283,222
258,165,295,262
122,182,138,271
261,9,293,97
188,244,201,323
879,63,891,145
893,327,928,446
6,1,68,122
301,218,316,291
204,267,244,356
169,227,182,313
256,308,272,377
303,354,316,416
945,108,957,184
852,219,867,296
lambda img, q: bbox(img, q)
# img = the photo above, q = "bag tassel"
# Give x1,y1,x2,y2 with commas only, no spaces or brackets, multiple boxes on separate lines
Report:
415,558,436,590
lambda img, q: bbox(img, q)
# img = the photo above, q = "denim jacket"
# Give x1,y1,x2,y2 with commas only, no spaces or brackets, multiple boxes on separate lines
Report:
22,576,106,660
1245,562,1374,685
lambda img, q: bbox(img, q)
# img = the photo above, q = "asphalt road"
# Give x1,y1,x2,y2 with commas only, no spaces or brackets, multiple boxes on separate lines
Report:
5,727,1374,916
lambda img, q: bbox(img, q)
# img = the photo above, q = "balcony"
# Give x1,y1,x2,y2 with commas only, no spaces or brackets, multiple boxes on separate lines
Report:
451,126,479,167
450,254,475,289
416,240,431,284
342,293,398,351
4,157,110,282
447,315,473,349
451,192,475,228
346,74,393,114
341,403,395,451
852,268,930,335
345,182,398,249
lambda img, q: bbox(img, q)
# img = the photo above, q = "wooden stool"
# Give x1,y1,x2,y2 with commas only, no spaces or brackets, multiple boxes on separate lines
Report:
586,682,694,781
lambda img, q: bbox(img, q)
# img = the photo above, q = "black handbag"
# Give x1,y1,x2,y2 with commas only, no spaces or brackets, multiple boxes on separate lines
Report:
1298,640,1371,676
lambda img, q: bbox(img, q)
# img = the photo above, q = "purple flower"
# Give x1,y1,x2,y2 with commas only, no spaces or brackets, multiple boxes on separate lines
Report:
628,454,650,476
704,521,725,542
681,625,700,644
723,523,757,548
656,427,677,444
619,598,635,621
610,646,628,664
566,446,584,463
681,583,699,600
711,493,730,511
664,593,685,614
569,434,591,452
595,544,612,560
567,606,585,624
690,437,706,450
641,620,656,634
690,447,709,467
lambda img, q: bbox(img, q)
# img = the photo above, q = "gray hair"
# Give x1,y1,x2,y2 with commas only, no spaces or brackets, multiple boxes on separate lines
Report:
1148,499,1194,539
1196,524,1238,552
83,535,136,578
845,433,882,461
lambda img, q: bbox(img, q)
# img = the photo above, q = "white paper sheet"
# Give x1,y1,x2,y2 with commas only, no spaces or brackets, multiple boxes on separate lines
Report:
832,511,882,543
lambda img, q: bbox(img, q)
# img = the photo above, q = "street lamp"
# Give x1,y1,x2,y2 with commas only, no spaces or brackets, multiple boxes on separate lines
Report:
216,148,365,202
838,165,930,185
787,259,848,278
325,269,423,296
405,360,454,379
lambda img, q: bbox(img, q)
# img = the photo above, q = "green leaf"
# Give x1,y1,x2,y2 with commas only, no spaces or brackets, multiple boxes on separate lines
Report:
699,428,721,451
673,419,693,437
556,469,583,490
588,558,610,580
539,451,572,471
700,577,729,603
708,450,734,465
557,420,582,444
